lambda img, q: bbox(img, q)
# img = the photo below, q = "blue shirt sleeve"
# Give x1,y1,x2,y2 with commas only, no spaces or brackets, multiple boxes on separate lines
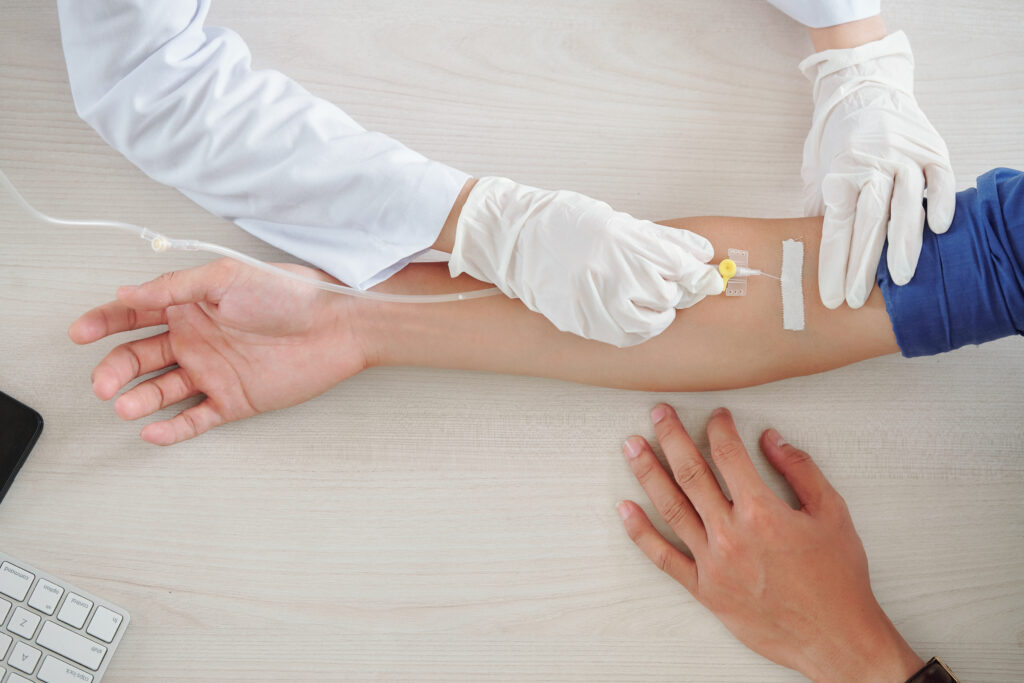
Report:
877,168,1024,357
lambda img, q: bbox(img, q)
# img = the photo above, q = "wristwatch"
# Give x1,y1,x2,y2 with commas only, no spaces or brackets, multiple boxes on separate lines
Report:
905,657,960,683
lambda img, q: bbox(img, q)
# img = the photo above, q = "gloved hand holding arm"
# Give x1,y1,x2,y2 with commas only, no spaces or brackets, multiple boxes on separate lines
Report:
57,0,722,348
766,3,956,309
444,178,724,347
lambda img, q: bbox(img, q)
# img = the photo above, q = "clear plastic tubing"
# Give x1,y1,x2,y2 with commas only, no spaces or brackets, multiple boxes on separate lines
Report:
0,169,501,304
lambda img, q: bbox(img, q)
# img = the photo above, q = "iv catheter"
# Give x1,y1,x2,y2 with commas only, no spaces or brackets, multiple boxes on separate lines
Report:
718,258,780,288
0,169,502,304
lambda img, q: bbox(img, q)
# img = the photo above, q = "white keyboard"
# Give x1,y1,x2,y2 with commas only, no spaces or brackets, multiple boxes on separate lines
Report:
0,552,129,683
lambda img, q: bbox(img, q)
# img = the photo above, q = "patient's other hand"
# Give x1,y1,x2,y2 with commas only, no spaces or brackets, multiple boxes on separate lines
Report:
69,259,367,445
618,406,924,681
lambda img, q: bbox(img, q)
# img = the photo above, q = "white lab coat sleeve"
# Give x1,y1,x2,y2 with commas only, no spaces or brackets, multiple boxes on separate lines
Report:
56,0,469,289
765,0,881,28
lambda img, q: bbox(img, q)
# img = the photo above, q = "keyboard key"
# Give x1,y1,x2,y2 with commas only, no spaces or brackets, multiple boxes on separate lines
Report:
57,593,93,630
0,562,34,601
0,550,129,681
36,621,107,671
29,578,66,615
38,655,94,683
9,606,41,639
9,641,41,674
86,606,123,644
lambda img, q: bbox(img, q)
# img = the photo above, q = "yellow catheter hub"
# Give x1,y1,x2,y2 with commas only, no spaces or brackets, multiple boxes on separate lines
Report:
718,258,737,288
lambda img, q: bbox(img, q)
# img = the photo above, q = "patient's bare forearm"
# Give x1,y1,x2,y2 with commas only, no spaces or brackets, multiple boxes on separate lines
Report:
355,215,899,391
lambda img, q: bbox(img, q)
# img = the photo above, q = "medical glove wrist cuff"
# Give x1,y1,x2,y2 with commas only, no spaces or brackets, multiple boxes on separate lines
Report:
799,30,914,96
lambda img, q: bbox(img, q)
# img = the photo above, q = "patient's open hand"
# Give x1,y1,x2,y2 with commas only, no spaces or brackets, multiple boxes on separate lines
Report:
618,406,924,681
69,259,367,445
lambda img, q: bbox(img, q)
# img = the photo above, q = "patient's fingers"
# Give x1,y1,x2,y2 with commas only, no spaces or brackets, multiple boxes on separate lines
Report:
119,261,234,311
114,367,197,421
652,404,729,524
140,399,225,446
705,408,767,503
622,435,707,550
69,301,167,344
91,332,175,400
618,500,698,594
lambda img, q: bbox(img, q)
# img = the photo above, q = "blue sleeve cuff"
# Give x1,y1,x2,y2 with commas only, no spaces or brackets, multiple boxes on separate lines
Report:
877,168,1024,358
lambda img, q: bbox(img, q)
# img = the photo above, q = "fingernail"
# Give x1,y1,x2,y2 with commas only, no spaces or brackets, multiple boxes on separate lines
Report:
768,428,786,448
623,436,643,459
650,405,669,424
711,407,729,418
616,501,632,520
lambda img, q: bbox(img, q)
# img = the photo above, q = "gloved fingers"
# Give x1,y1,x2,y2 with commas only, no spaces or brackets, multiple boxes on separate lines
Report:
626,306,676,347
674,260,725,309
886,165,926,286
817,173,860,309
924,162,956,234
648,222,715,262
621,231,722,311
623,222,715,283
674,288,713,311
600,272,678,344
846,175,893,309
617,258,688,313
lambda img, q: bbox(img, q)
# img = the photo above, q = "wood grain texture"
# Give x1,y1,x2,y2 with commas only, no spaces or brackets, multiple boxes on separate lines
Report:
1,1,1022,680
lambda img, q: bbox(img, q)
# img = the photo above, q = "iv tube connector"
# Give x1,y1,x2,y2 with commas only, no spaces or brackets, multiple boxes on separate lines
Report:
140,228,170,252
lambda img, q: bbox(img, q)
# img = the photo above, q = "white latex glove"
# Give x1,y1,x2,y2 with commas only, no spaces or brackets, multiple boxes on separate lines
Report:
800,31,955,309
449,177,724,347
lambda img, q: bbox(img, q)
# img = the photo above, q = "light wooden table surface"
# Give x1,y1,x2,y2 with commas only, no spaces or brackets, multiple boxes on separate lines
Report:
1,1,1022,680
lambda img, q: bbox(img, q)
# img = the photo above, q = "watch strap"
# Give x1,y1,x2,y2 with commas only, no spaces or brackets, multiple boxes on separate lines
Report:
905,657,960,683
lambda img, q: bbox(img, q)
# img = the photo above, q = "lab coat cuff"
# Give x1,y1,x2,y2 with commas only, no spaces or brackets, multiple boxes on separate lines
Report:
353,165,471,290
767,0,881,29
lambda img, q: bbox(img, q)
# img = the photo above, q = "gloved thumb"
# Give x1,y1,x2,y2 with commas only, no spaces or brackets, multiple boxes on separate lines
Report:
675,261,725,310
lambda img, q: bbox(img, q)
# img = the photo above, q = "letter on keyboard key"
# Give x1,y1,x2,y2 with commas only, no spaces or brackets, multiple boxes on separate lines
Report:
9,641,42,674
29,579,65,615
9,606,41,639
36,622,107,671
86,606,123,643
38,655,94,683
0,562,34,601
57,594,93,630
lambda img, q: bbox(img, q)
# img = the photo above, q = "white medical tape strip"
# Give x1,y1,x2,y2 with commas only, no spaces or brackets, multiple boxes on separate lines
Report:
781,239,805,331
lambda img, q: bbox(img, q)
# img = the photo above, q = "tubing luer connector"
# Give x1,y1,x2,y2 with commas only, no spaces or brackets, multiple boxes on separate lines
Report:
140,228,170,252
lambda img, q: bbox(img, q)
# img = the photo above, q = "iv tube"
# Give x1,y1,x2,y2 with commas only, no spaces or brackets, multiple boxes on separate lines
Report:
0,169,502,304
